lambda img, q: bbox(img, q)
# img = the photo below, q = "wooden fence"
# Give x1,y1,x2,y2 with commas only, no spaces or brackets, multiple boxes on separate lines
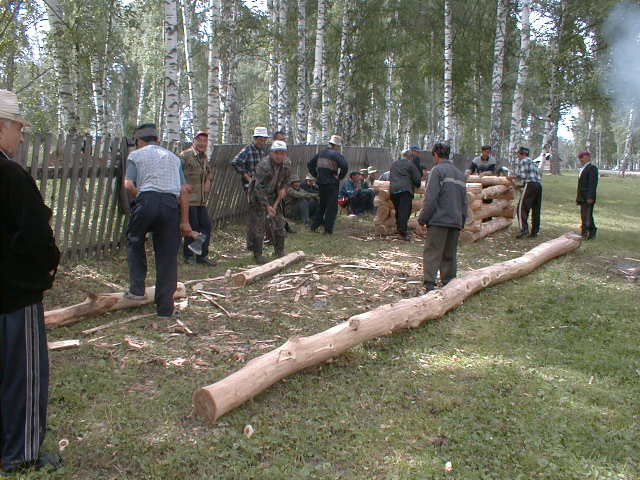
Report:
14,134,392,262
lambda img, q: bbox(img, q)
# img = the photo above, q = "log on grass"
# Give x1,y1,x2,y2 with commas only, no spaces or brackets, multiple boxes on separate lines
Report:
48,339,80,351
232,251,305,287
461,216,513,243
194,233,583,423
474,199,513,220
466,175,511,186
45,283,187,328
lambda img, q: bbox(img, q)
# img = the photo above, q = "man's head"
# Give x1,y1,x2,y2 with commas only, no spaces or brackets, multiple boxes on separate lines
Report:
290,178,301,189
0,90,30,157
329,134,342,152
305,174,316,185
270,140,287,164
410,145,421,158
578,151,591,165
402,148,412,160
431,143,450,164
253,126,269,149
193,131,208,153
133,123,159,148
349,171,361,182
517,147,530,159
273,130,287,142
481,145,492,160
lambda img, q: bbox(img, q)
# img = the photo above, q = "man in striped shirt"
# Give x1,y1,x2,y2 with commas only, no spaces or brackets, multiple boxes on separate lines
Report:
510,147,542,239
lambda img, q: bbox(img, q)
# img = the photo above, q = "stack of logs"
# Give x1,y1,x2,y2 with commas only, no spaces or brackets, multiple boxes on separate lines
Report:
372,175,516,243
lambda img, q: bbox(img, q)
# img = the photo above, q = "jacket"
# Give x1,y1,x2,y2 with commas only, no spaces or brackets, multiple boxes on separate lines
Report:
307,148,348,185
577,163,598,204
469,155,497,174
249,156,291,207
180,147,211,206
0,151,60,314
390,157,422,194
340,179,373,199
418,159,468,230
283,187,319,218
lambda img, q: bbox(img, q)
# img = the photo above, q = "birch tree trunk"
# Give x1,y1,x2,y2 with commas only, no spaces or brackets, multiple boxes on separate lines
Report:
443,0,455,146
164,0,181,142
180,0,197,136
622,108,635,167
334,2,352,137
490,0,508,158
136,66,147,126
585,108,595,152
508,0,531,161
90,55,106,137
382,55,394,145
321,61,329,139
276,0,291,133
295,0,308,143
207,0,221,148
307,0,326,143
219,0,233,143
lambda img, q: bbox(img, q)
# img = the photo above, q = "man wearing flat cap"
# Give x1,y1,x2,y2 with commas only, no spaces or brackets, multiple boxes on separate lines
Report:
231,126,269,190
180,131,216,266
124,123,193,317
576,151,598,240
509,146,542,238
0,90,63,473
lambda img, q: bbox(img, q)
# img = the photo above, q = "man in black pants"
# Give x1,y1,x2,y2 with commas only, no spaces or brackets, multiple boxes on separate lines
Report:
0,90,62,474
577,151,598,240
390,149,422,241
307,135,349,234
124,124,193,317
418,143,467,293
510,147,542,239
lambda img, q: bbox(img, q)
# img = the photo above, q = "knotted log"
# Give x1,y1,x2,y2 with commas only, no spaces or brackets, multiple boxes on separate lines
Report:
45,283,187,328
467,175,511,186
474,199,515,220
481,184,511,200
232,251,306,287
193,233,583,422
461,216,513,243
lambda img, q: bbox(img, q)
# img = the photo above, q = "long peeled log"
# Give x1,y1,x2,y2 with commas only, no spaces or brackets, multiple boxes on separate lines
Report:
194,233,583,423
461,216,513,243
45,283,187,328
232,251,305,287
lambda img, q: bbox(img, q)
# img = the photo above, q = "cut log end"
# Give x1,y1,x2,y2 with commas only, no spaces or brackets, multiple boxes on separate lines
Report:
193,388,219,423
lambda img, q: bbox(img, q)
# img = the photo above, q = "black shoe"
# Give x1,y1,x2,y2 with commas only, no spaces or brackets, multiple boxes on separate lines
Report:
253,254,270,265
310,224,320,232
424,282,437,294
400,233,411,241
516,230,529,239
529,232,538,238
196,257,217,266
2,453,63,474
588,228,597,240
184,256,197,265
285,223,297,234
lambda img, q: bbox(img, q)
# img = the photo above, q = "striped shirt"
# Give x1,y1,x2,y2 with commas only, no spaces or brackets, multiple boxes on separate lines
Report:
125,144,186,197
514,156,541,183
231,142,267,175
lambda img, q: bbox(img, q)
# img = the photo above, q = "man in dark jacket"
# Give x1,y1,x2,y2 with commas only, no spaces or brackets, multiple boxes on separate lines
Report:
418,143,468,293
283,178,319,225
576,151,598,240
0,90,62,474
390,149,422,240
467,145,497,174
307,135,349,234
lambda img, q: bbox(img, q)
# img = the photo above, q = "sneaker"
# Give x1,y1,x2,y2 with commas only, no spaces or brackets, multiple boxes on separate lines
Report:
184,256,197,265
123,291,147,301
196,257,217,266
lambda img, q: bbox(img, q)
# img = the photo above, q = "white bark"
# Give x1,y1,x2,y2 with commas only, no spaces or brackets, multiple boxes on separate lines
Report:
508,0,531,161
295,0,308,143
90,55,106,137
180,0,197,136
382,55,394,145
136,66,147,126
334,2,352,136
219,0,233,143
207,0,221,148
622,108,635,166
490,0,508,157
443,0,455,146
276,0,291,133
321,61,329,140
164,0,181,142
307,0,326,143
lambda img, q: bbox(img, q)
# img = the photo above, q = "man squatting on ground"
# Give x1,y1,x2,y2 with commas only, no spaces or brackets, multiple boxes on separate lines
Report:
307,135,349,234
246,140,291,264
0,89,63,474
390,149,423,241
510,146,542,239
180,130,216,266
418,142,468,293
124,123,194,317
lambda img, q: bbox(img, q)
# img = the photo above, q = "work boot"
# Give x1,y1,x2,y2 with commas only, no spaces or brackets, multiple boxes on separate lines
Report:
516,230,529,239
529,232,538,238
253,253,270,265
400,232,411,242
424,282,437,294
2,453,63,474
588,228,597,240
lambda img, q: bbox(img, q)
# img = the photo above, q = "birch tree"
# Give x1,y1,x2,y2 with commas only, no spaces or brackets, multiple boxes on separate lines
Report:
163,0,180,142
276,0,290,133
180,0,197,137
207,0,221,148
334,1,353,136
443,0,455,146
307,0,326,143
508,0,531,160
295,0,308,143
621,108,635,167
489,0,508,157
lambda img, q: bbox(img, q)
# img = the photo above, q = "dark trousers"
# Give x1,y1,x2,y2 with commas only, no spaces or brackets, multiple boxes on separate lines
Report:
349,191,375,215
290,199,317,225
127,192,181,316
246,202,286,255
423,226,460,286
183,206,212,259
391,191,413,235
517,182,542,234
0,303,48,469
312,183,339,234
580,202,597,239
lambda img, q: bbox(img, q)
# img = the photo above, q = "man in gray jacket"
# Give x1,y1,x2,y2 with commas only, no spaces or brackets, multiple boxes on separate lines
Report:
390,149,422,240
418,143,468,293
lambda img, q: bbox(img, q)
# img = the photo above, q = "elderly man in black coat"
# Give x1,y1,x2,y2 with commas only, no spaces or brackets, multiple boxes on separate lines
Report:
576,151,599,240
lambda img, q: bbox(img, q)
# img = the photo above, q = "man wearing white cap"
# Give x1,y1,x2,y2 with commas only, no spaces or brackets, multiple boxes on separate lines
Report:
0,90,63,473
307,134,349,234
231,126,269,190
247,140,291,264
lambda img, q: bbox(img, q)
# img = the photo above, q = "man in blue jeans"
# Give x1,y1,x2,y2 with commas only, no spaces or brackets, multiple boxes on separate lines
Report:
124,124,193,317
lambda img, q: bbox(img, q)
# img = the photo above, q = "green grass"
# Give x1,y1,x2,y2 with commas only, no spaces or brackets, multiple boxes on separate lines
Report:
28,172,640,479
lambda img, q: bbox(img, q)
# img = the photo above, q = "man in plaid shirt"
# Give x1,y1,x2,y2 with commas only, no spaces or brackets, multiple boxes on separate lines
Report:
509,146,542,239
231,126,269,190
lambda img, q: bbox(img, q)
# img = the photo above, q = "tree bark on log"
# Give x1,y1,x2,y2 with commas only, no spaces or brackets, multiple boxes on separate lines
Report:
194,233,583,422
474,199,514,220
481,184,510,200
461,216,513,243
466,175,511,186
232,251,305,287
45,283,187,329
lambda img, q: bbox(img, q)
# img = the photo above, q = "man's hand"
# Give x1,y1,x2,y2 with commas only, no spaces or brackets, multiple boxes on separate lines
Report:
243,173,253,183
181,222,195,237
204,178,212,193
266,205,277,217
587,199,594,204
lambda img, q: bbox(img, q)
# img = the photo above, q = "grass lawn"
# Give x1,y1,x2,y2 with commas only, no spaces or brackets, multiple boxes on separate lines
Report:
31,173,639,479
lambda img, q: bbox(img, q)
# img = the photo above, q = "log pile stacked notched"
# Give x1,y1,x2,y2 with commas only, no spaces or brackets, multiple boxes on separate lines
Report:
372,175,516,243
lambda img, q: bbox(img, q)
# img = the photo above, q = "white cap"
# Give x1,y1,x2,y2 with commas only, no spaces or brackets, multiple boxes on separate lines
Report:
271,140,287,151
253,126,269,138
329,134,342,146
0,90,30,127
